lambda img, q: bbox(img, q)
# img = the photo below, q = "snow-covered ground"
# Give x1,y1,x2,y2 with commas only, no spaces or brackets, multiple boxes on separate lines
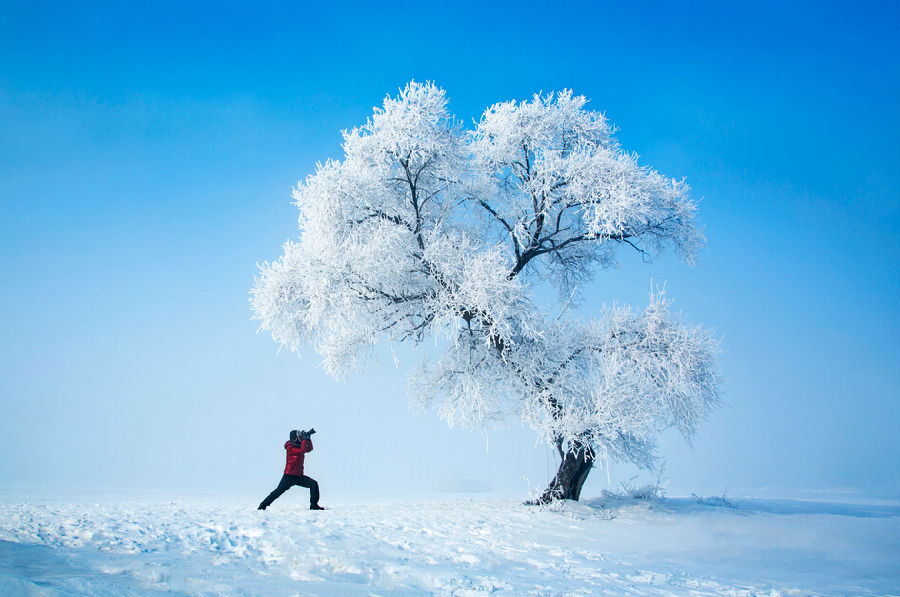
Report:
0,493,897,596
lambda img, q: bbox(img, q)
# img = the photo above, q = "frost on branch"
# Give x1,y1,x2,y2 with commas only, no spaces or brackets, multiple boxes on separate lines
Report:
251,81,721,481
525,289,719,468
470,90,703,294
410,288,719,468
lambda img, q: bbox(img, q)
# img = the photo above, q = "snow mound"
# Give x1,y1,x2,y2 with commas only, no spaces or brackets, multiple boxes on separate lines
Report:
0,496,896,596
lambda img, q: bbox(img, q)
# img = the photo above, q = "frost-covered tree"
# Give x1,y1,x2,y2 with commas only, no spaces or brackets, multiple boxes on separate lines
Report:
252,82,720,502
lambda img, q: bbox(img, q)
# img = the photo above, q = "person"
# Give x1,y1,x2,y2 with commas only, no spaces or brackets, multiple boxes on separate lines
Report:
258,428,325,510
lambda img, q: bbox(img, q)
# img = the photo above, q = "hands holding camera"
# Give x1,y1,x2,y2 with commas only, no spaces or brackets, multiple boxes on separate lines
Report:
297,428,316,440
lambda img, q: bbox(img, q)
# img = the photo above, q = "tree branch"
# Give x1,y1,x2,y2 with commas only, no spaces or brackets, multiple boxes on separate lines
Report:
478,199,521,261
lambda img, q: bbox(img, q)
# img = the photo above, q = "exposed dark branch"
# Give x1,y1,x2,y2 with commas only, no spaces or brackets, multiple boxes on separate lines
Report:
478,200,521,261
352,209,415,232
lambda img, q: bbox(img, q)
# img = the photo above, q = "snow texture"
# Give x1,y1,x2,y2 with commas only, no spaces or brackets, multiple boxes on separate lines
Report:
1,495,896,596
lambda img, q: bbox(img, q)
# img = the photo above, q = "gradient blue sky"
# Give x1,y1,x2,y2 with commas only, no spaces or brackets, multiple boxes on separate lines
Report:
1,0,897,500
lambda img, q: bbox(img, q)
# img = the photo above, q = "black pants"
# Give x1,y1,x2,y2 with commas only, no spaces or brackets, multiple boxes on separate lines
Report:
260,474,320,508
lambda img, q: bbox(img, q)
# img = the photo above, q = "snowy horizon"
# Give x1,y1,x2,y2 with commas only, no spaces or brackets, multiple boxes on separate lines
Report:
1,495,897,596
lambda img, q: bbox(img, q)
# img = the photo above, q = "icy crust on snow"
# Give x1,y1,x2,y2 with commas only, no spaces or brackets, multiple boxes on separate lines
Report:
0,497,897,596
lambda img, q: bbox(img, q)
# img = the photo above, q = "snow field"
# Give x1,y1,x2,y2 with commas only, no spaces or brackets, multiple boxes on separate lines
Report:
0,496,897,596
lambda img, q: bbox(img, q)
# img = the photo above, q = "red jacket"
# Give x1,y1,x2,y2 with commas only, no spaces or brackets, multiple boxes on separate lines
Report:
284,439,313,476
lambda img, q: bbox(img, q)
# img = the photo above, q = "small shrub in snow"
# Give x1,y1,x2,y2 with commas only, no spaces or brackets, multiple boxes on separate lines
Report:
692,493,736,508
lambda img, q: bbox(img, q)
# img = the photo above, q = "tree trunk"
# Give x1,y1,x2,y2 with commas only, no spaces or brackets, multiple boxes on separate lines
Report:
532,445,595,504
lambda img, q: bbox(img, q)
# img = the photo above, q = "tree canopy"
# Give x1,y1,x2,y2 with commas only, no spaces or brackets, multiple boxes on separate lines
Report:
252,81,720,495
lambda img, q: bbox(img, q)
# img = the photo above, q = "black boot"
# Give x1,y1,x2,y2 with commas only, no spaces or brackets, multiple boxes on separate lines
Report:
310,504,325,510
258,503,267,510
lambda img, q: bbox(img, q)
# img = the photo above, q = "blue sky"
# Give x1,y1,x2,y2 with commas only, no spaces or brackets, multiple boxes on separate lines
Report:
1,0,897,500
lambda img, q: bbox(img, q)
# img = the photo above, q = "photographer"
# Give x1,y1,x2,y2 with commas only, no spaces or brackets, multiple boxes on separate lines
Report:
258,428,324,510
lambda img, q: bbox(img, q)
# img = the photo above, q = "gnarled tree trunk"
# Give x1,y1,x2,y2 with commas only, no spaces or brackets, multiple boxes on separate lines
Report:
532,443,595,503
